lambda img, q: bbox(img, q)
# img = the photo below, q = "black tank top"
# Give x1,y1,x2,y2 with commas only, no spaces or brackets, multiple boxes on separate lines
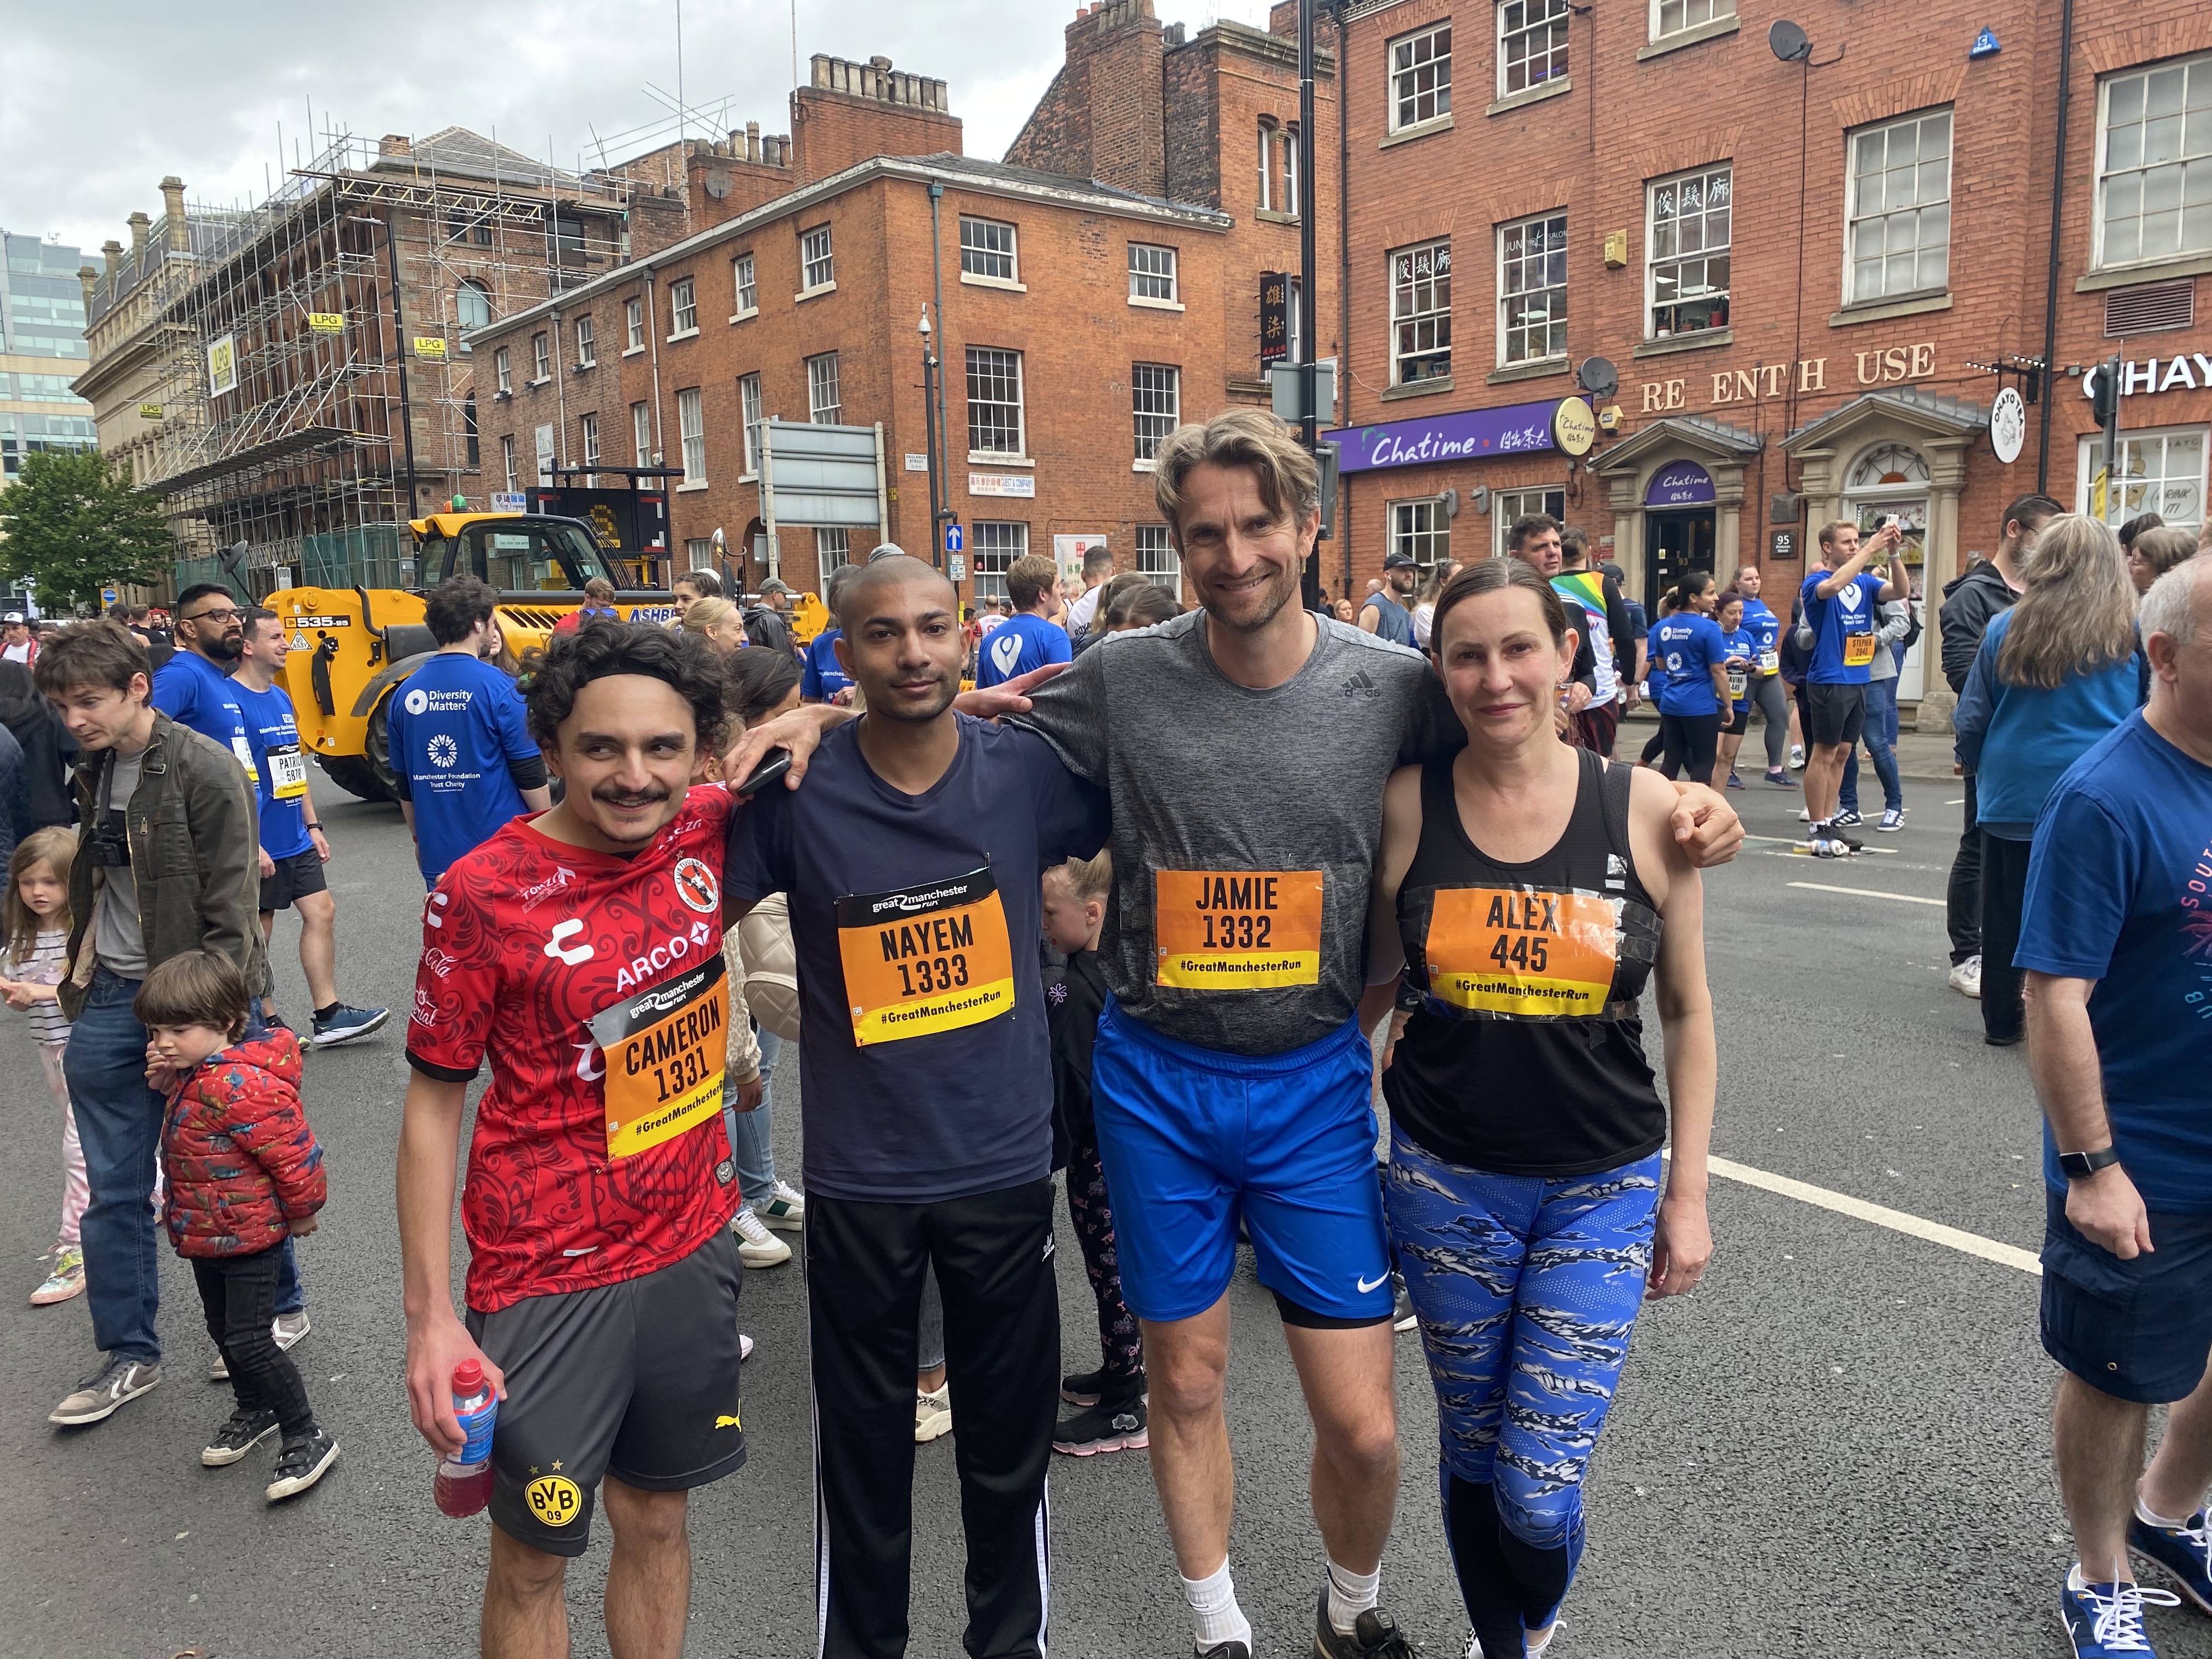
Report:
1383,746,1667,1177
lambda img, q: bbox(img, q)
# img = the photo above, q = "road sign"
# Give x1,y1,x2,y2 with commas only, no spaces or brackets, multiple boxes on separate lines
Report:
760,420,886,528
949,555,967,583
945,523,964,554
100,588,118,607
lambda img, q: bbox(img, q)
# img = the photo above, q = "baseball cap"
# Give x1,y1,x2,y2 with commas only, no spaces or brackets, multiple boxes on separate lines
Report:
1,613,24,625
759,577,793,596
867,543,907,563
1383,551,1418,569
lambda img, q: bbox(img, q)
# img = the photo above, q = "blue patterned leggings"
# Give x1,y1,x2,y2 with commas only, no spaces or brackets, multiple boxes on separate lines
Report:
1385,1131,1661,1562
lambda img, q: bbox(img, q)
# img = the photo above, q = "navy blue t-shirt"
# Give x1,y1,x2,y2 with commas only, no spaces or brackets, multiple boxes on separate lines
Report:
386,653,539,885
151,650,259,785
802,628,853,702
2017,712,2212,1214
977,612,1072,687
727,714,1109,1201
234,680,313,860
1651,612,1728,716
1800,571,1887,685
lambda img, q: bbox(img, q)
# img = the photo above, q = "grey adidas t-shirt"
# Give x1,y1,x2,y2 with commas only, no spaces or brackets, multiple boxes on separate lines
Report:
1015,611,1459,1057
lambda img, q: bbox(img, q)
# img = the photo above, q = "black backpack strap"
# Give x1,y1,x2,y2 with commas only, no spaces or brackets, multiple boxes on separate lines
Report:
1598,754,1636,874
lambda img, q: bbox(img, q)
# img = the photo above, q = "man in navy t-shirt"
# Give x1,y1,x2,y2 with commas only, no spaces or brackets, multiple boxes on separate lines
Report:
151,583,259,785
387,576,551,885
975,553,1071,687
2017,557,2212,1647
729,556,1107,1657
800,565,857,704
1797,519,1909,853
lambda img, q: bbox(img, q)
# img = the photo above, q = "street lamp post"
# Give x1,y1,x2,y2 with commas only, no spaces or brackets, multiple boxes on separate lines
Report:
920,308,943,568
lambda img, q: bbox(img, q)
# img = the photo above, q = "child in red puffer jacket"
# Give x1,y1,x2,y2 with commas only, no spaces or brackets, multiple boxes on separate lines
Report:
138,950,338,1504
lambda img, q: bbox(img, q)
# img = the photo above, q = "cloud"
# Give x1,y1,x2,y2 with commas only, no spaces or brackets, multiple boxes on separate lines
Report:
7,0,1278,257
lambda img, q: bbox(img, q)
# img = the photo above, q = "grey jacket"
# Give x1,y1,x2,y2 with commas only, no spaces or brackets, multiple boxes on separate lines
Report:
60,711,269,1022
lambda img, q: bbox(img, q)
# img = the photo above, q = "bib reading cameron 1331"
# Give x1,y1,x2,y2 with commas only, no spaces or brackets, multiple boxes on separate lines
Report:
834,867,1017,1046
1421,884,1619,1017
1154,870,1324,989
587,953,729,1159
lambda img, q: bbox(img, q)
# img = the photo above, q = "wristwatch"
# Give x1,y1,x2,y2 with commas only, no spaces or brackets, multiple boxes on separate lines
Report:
2058,1146,2121,1180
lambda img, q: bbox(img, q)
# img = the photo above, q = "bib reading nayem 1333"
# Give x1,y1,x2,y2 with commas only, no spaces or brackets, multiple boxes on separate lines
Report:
1154,870,1324,989
835,867,1016,1046
1421,885,1618,1017
588,953,729,1159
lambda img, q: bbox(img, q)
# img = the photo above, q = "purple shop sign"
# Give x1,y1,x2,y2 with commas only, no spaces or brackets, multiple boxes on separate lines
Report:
1645,461,1716,507
1325,398,1560,473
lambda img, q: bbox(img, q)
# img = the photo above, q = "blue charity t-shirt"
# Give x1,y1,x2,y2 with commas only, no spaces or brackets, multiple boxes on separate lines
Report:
150,650,259,785
1800,571,1887,685
1651,612,1728,716
975,612,1073,688
727,714,1109,1203
802,628,853,702
233,680,313,861
2016,711,2212,1214
1720,625,1756,711
386,653,539,885
1740,597,1782,675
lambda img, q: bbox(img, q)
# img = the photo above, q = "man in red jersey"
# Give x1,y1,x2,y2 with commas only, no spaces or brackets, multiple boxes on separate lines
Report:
397,622,757,1659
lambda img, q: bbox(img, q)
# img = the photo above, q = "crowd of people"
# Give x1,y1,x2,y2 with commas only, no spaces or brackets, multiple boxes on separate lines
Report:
6,405,2212,1659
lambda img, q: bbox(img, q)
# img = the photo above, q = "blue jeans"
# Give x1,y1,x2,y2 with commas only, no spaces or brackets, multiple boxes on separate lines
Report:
1838,678,1903,815
65,967,302,1366
726,1026,781,1209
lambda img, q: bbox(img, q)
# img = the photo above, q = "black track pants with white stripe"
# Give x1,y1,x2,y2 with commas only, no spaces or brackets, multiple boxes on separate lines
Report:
808,1176,1058,1659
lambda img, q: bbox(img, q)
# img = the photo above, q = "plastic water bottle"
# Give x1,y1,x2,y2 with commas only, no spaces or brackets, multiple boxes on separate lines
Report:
433,1358,497,1517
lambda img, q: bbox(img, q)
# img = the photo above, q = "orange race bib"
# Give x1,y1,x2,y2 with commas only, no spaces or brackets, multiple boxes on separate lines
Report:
1154,870,1324,989
588,955,729,1159
835,868,1016,1046
1842,633,1878,667
1422,886,1619,1017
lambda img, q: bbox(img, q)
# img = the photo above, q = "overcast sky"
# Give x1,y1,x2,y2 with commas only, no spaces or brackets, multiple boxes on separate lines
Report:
3,0,1279,258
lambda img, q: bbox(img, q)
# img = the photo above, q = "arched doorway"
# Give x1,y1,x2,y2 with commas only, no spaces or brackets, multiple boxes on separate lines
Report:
1843,442,1930,700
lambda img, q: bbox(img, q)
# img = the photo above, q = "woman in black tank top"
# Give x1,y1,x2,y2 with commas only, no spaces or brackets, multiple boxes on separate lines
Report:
1361,558,1716,1659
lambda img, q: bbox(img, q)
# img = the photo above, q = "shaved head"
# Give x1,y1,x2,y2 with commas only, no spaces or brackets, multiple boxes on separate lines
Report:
836,555,957,631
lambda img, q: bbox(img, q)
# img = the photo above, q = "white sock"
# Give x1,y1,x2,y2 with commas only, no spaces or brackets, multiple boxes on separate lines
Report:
2136,1493,2197,1530
1325,1558,1380,1637
1180,1560,1251,1655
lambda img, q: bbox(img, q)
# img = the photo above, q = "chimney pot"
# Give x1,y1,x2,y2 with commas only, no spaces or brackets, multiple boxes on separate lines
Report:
869,54,893,70
747,120,761,162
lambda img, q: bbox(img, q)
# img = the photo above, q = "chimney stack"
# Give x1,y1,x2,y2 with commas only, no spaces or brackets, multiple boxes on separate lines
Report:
161,176,188,250
101,240,123,285
78,266,99,312
379,133,412,157
747,121,761,162
127,211,151,261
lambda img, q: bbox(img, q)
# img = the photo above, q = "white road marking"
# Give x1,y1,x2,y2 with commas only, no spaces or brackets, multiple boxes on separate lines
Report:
1946,797,1966,805
1787,881,1945,905
1702,1153,2042,1277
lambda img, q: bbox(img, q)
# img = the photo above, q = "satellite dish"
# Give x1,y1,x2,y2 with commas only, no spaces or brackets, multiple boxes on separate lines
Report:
1576,356,1620,398
1769,18,1812,61
704,170,733,200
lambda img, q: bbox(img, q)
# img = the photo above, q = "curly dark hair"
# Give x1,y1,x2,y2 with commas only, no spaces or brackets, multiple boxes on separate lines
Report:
521,620,729,757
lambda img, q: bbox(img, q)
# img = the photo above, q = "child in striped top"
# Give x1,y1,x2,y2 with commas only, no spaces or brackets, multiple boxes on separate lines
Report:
0,828,87,1306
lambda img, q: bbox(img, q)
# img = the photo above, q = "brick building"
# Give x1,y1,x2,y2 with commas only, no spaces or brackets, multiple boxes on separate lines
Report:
1328,0,2212,721
472,4,1337,607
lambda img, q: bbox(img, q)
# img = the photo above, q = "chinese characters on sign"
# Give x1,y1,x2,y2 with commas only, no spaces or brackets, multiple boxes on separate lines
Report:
1260,273,1289,368
1645,462,1717,507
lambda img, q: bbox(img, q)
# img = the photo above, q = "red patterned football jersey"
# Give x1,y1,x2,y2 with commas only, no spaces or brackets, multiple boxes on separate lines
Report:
407,787,741,1313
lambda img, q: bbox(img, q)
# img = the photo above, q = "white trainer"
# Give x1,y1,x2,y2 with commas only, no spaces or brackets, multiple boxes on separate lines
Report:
730,1207,792,1267
1949,955,1982,1000
916,1383,952,1443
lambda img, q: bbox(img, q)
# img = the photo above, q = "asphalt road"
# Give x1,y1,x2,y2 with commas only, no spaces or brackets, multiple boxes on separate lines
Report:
0,758,2204,1659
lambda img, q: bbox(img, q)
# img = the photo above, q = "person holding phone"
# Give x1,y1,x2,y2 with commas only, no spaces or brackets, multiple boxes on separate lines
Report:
1798,520,1910,857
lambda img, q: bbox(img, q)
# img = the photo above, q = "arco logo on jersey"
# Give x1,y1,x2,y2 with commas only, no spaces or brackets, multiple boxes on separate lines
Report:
613,918,719,993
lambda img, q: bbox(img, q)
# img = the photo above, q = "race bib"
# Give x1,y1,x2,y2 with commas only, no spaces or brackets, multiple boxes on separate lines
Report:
1421,885,1618,1017
1842,633,1878,668
834,868,1016,1046
1758,649,1780,675
1727,670,1748,699
268,744,310,800
229,732,259,783
1154,870,1324,989
587,954,729,1159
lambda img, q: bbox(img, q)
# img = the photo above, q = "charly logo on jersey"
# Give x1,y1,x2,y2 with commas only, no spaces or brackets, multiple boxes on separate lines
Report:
427,733,460,769
424,890,449,929
544,918,595,965
989,630,1024,678
673,856,719,915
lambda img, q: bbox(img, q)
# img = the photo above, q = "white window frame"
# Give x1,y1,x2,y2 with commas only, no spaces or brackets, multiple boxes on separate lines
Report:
733,253,757,317
1491,487,1567,558
970,521,1029,603
739,373,764,477
801,224,835,292
966,347,1026,459
1282,125,1300,217
1390,239,1452,386
455,280,492,348
531,331,550,382
676,387,705,486
2094,54,2212,273
502,433,517,492
631,400,652,467
1258,121,1276,211
1136,523,1181,601
1390,498,1452,574
574,313,595,368
806,353,842,425
1497,0,1570,99
580,411,600,484
685,537,713,572
1651,0,1734,41
2075,422,2208,533
625,296,644,352
817,528,851,573
1388,22,1453,133
1129,244,1179,303
1132,363,1181,465
959,217,1020,283
1843,108,1953,307
495,347,511,396
1497,211,1568,367
669,278,698,338
1646,163,1733,338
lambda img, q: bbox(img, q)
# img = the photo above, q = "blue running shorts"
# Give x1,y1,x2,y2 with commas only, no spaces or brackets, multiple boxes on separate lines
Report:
1088,996,1393,1325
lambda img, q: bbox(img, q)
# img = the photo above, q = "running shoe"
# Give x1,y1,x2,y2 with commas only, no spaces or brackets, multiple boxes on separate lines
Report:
1814,822,1865,852
1725,771,1745,789
210,1348,229,1381
1314,1594,1418,1659
202,1406,280,1466
730,1206,792,1267
1809,837,1850,860
916,1383,952,1443
1949,956,1983,999
310,1004,390,1048
2061,1565,2180,1656
1877,808,1905,832
1053,1396,1148,1456
48,1356,161,1426
1465,1616,1563,1657
2131,1508,2212,1614
274,1310,310,1351
758,1179,806,1232
264,1427,340,1501
740,1332,754,1362
1831,808,1864,827
1764,769,1796,788
1198,1645,1251,1659
1789,744,1806,769
31,1244,83,1306
1797,807,1813,822
1392,1276,1418,1333
1062,1365,1113,1407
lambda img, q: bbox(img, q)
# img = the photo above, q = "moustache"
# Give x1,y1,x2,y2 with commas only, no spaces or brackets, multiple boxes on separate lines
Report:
590,783,670,809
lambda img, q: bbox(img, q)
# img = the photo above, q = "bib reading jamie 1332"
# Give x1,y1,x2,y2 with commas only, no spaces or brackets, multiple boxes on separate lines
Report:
1422,885,1618,1017
834,867,1016,1046
586,953,729,1159
1154,870,1324,989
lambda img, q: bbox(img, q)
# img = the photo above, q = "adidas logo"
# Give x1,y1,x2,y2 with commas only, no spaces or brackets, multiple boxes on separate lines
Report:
1341,670,1379,698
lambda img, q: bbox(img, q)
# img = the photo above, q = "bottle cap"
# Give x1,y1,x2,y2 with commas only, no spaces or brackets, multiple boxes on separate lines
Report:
453,1358,484,1392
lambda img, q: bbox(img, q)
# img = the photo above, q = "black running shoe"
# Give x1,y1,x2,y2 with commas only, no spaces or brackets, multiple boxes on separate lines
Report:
1060,1365,1111,1407
201,1406,280,1467
1053,1395,1148,1456
264,1426,340,1501
1198,1645,1250,1659
1314,1592,1418,1659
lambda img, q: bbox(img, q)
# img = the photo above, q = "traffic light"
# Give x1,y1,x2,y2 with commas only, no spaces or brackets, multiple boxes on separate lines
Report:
2090,357,2121,430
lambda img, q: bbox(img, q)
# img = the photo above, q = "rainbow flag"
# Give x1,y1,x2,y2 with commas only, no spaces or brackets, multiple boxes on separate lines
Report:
1550,569,1606,619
